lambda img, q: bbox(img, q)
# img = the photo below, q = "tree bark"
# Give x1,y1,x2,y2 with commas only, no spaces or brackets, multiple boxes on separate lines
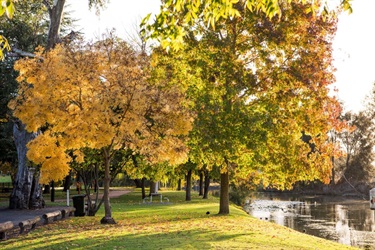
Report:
9,122,44,209
133,179,142,188
203,170,210,199
198,171,203,196
43,184,50,194
10,0,67,210
50,181,55,202
77,163,102,216
219,172,230,215
63,174,71,192
177,178,182,191
330,155,335,185
45,0,66,50
149,180,158,195
100,148,115,224
185,169,192,201
141,177,146,199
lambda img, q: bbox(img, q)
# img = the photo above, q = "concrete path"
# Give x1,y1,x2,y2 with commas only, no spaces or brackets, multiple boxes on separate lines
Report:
0,190,130,225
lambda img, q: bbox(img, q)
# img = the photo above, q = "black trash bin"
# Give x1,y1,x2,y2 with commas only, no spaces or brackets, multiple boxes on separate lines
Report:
72,194,86,216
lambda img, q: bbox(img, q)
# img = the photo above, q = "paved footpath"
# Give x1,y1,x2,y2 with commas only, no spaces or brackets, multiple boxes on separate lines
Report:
0,190,130,225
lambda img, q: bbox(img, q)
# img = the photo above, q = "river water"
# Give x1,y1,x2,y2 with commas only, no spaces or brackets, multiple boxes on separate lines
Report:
243,192,375,249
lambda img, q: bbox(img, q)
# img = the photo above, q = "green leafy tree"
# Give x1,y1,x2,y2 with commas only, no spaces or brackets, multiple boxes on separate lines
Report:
156,2,342,214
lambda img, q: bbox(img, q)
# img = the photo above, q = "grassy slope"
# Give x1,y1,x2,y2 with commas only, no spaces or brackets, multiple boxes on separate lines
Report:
0,190,357,250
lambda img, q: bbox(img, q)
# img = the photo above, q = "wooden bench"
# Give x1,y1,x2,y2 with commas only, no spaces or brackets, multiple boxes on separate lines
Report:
61,207,76,219
0,221,14,240
42,211,61,224
19,216,40,234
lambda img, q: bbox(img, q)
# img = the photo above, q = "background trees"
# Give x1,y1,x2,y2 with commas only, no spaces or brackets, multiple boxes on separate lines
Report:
340,112,375,183
332,86,375,192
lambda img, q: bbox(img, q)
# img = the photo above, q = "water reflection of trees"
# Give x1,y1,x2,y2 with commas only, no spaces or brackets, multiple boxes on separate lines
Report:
335,205,351,245
245,194,375,247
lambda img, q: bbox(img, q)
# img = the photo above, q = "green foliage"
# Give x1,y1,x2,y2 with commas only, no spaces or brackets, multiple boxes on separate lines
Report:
148,1,343,195
142,0,353,51
0,0,15,59
177,2,341,190
0,59,17,168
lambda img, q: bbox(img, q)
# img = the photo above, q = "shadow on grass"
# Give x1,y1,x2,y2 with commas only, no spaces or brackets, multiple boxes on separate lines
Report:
3,228,245,250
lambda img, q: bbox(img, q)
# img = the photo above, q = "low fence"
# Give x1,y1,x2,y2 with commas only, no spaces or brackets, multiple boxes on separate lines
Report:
0,207,76,241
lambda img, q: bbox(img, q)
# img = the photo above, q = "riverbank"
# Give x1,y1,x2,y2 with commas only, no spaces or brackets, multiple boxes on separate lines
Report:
0,190,357,249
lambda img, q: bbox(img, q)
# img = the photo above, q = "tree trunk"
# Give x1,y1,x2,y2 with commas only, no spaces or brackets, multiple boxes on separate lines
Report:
43,185,51,194
177,178,182,191
219,172,230,215
149,180,158,195
10,0,67,210
9,122,44,209
30,170,44,208
100,148,115,224
134,179,142,188
203,170,210,199
141,177,146,199
185,169,192,201
63,174,71,192
46,0,66,50
78,163,101,217
198,171,203,196
50,181,55,202
330,155,335,185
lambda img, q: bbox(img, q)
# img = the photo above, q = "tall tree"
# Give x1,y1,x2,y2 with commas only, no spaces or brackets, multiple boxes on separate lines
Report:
7,0,106,209
9,37,192,223
155,2,342,214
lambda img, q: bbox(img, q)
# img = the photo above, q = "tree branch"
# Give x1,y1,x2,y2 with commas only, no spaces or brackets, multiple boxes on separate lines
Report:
43,0,52,16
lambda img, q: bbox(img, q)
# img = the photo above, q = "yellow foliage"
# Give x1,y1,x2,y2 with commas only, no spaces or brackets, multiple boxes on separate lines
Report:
26,132,71,184
10,39,193,184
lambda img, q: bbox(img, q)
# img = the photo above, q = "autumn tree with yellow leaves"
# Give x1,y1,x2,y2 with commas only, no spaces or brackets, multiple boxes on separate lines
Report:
9,36,192,224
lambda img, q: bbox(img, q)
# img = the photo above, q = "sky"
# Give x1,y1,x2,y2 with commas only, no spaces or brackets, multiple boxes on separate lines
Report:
67,0,375,113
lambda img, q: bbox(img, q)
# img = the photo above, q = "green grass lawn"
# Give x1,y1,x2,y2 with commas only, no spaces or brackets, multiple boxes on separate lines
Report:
0,189,357,250
0,175,11,183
